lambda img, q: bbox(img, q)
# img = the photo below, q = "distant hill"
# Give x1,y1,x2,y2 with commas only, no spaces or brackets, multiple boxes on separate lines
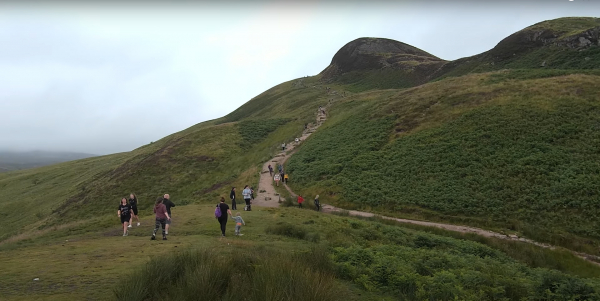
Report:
0,151,96,172
1,16,599,256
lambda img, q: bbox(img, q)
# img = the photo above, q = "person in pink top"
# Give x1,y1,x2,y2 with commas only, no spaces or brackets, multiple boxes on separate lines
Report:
151,196,170,241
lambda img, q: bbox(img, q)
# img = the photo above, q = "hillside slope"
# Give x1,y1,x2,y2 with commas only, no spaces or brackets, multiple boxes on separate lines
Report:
431,17,600,80
1,16,600,255
0,151,96,172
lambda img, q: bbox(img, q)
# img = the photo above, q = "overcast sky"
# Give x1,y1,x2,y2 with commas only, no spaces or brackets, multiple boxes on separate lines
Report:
0,0,598,155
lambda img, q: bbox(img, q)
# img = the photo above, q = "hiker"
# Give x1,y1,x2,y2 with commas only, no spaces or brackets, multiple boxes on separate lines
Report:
242,185,252,211
230,187,237,210
128,193,140,227
151,196,170,241
304,123,308,130
284,173,289,184
277,163,283,174
282,142,286,151
215,197,232,237
319,106,322,112
314,195,321,211
231,212,245,236
280,170,285,183
268,164,273,176
163,194,175,235
117,198,132,236
295,138,299,143
274,173,281,186
297,195,304,208
250,187,255,201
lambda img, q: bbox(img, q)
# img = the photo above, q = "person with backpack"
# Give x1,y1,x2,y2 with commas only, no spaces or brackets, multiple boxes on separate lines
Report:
230,187,237,210
128,193,140,227
163,194,175,235
281,142,286,151
230,212,245,236
297,195,304,208
215,197,232,237
314,195,321,211
151,196,170,241
242,185,252,211
117,198,132,236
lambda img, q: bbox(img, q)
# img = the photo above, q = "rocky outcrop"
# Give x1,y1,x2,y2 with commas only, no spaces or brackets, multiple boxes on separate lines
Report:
320,38,446,79
489,25,600,60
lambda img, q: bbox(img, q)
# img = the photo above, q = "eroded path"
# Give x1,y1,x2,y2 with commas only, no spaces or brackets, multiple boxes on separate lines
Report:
254,108,327,207
252,92,600,266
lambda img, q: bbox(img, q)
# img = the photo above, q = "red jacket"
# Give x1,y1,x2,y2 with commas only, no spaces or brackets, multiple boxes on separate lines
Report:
297,196,304,204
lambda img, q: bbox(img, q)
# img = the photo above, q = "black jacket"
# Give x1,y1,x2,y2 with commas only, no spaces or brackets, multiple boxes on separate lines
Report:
163,198,175,215
230,190,236,201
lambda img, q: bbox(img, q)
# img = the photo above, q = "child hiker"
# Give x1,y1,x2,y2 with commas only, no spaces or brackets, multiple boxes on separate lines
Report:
231,212,246,236
151,196,170,241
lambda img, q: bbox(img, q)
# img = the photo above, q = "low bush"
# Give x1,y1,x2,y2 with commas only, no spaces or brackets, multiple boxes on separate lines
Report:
114,247,345,301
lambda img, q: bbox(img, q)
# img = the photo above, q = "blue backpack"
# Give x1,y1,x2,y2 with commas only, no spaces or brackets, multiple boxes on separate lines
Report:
215,204,222,218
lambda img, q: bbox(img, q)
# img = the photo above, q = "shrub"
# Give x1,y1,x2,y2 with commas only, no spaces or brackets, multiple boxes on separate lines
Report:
265,222,307,240
114,247,346,301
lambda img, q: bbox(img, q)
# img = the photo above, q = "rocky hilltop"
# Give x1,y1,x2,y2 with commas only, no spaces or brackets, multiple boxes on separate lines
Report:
320,37,446,81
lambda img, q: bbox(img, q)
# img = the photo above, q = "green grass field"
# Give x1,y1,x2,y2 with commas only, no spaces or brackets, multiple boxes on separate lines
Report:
2,204,600,300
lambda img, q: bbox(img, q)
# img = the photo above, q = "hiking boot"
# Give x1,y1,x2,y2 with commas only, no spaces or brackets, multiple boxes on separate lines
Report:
162,236,167,240
128,224,132,228
151,235,156,240
137,222,140,226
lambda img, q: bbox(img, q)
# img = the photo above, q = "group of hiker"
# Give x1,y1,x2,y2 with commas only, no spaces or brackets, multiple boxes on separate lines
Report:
296,194,321,211
269,163,289,187
117,105,328,238
229,185,254,211
116,193,175,240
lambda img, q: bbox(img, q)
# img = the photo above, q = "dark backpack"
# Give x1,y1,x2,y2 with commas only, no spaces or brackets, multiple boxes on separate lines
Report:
215,204,222,218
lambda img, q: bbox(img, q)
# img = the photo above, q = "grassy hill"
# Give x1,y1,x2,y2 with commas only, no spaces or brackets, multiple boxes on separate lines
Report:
1,16,600,300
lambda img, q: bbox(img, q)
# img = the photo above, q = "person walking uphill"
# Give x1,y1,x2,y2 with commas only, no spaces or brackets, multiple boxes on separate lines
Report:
163,194,175,235
117,198,132,236
215,197,232,237
297,195,304,208
242,185,252,211
314,195,321,211
151,197,170,241
230,187,237,210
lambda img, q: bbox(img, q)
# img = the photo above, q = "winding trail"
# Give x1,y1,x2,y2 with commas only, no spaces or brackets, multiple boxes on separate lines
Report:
254,108,327,207
253,91,600,266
